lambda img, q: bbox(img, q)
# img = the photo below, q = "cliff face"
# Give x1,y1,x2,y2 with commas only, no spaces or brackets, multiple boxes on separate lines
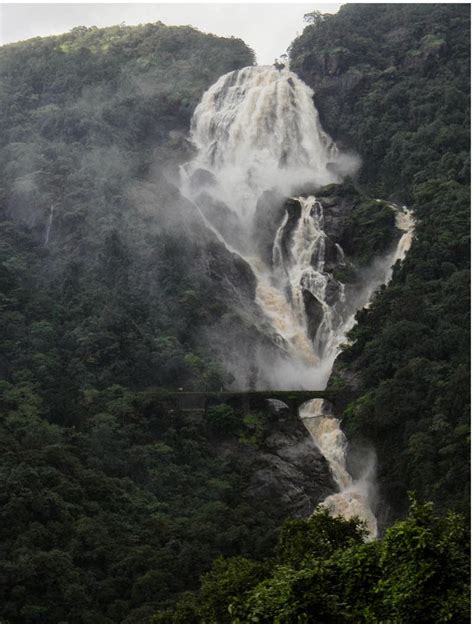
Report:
290,4,470,197
237,404,336,517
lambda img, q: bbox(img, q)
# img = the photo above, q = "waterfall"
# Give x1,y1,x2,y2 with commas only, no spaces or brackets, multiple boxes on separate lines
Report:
181,65,415,533
182,65,414,389
300,399,378,538
44,204,54,246
182,65,361,388
184,65,350,225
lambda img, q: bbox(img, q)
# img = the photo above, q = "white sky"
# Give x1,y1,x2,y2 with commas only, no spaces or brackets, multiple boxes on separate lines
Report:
0,3,342,64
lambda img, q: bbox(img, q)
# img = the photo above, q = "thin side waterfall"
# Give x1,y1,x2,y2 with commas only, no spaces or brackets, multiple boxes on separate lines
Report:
44,204,54,246
181,65,415,534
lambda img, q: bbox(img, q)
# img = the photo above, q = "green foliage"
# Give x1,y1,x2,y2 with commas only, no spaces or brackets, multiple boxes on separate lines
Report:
0,7,470,621
342,199,396,265
165,501,470,623
206,404,241,434
0,381,300,622
291,3,470,520
0,21,298,624
276,508,367,568
0,20,255,406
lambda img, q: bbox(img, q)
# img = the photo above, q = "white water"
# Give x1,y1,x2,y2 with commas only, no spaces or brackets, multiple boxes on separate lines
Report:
182,65,363,387
182,65,415,532
183,65,414,388
184,65,355,226
300,399,378,538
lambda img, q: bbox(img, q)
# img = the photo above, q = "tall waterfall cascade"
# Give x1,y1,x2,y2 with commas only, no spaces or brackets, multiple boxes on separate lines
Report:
181,65,415,534
182,64,414,390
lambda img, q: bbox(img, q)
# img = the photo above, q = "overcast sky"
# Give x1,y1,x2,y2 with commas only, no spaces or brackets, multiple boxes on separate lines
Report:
0,3,342,64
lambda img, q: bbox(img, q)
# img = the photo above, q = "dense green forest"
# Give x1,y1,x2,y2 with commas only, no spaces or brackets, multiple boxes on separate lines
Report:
0,4,470,623
0,22,300,624
0,21,256,396
290,3,470,522
162,499,469,623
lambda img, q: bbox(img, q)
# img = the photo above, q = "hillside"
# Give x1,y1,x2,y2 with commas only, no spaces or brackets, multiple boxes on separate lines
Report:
290,3,470,522
0,5,470,623
0,23,334,624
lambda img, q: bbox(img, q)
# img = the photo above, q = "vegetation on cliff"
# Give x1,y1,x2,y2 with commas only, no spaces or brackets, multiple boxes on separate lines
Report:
1,365,329,622
290,3,470,521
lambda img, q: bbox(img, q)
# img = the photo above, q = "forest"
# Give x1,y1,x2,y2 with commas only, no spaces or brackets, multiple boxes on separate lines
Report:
0,4,470,623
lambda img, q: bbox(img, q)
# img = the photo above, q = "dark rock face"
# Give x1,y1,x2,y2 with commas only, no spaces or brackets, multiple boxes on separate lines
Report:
195,190,246,250
280,198,302,263
320,237,341,273
303,289,324,342
206,239,256,302
154,177,258,307
326,276,343,307
243,411,336,517
319,195,355,241
252,189,287,266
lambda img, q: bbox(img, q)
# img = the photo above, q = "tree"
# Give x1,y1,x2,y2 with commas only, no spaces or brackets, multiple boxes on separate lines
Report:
303,11,325,25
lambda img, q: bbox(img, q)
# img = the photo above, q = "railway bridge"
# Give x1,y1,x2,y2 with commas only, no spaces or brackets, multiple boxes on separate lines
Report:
156,389,353,417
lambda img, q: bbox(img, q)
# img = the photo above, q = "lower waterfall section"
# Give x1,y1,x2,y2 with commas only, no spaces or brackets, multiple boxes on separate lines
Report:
300,399,378,538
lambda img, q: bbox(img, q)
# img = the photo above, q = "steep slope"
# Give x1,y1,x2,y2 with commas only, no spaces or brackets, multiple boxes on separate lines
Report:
0,23,338,624
290,3,470,521
0,22,258,404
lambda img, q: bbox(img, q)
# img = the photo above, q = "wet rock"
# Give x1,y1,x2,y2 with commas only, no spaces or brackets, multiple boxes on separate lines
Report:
252,189,287,266
320,196,355,241
207,239,256,301
325,276,342,306
321,237,341,272
195,190,245,250
246,428,336,517
280,198,302,262
303,289,324,341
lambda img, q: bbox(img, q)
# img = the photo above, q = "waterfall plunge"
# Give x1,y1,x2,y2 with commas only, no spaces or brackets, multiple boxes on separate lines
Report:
181,65,415,534
182,66,414,391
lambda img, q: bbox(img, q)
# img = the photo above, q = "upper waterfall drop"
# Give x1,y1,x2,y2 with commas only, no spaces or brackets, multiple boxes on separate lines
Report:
183,65,357,224
181,64,414,392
